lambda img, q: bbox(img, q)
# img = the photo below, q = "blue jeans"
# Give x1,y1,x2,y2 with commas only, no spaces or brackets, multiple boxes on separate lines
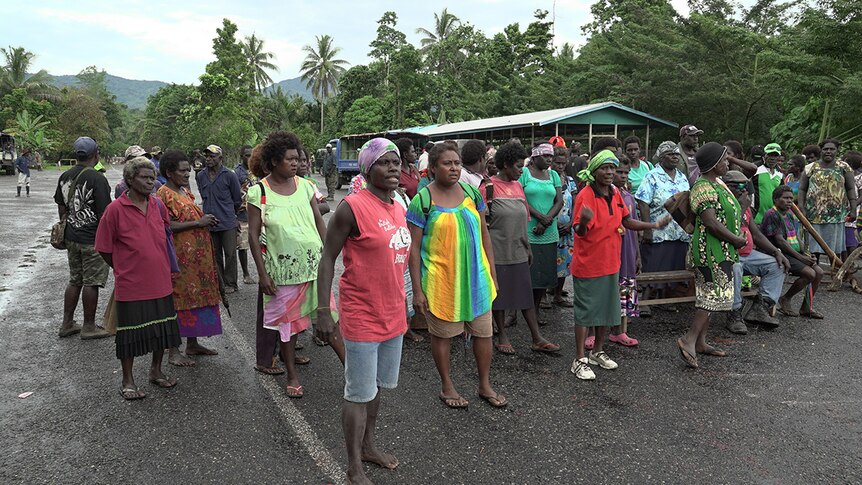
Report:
343,334,404,403
733,250,786,310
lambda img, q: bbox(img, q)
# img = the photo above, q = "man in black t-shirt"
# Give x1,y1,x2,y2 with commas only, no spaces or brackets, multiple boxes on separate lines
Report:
53,137,112,340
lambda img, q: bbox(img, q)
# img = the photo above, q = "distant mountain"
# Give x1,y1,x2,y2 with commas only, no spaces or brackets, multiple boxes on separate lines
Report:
44,73,313,109
49,74,167,110
265,76,313,100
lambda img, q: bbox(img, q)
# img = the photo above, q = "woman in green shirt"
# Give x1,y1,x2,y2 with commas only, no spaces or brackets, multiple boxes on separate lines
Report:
519,143,563,318
247,131,343,397
678,142,747,369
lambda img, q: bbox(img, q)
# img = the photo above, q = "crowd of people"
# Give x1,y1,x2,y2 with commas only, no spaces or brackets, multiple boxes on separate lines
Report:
46,126,860,484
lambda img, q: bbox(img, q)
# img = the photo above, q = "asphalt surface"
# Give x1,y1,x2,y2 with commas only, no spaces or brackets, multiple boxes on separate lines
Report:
1,166,861,484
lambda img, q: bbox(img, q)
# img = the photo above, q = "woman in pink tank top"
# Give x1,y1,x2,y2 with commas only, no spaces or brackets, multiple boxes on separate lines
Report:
317,138,409,483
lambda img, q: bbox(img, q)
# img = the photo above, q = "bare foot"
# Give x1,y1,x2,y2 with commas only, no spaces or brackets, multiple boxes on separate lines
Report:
778,297,799,317
168,348,196,367
185,343,218,356
362,447,399,469
404,329,424,342
695,343,727,357
346,466,374,485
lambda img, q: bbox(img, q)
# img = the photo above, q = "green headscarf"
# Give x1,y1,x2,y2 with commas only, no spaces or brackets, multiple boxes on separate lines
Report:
577,149,620,183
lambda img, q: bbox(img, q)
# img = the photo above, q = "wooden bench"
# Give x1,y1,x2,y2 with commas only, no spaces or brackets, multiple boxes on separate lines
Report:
637,269,757,306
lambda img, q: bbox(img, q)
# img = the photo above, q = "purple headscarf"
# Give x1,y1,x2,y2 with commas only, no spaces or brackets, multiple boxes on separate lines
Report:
358,138,400,175
531,143,554,158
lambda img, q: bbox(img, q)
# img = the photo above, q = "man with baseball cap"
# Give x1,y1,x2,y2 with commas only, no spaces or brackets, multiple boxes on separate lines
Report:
722,169,789,334
150,146,165,184
196,143,243,293
114,145,161,198
678,124,704,185
751,143,784,224
53,136,112,340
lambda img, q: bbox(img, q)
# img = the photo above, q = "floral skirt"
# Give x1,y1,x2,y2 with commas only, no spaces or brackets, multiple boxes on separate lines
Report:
557,231,574,278
693,262,734,312
619,276,639,318
177,305,222,338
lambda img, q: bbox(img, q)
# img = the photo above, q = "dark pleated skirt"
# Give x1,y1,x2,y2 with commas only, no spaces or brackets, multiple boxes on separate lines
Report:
115,294,181,359
492,262,534,311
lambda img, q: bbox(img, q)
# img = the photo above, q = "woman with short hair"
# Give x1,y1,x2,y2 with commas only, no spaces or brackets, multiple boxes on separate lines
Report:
798,138,858,261
157,150,222,367
95,156,182,400
408,141,505,409
483,141,560,355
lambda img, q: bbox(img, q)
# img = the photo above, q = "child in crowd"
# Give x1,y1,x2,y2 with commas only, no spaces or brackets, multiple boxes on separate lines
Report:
610,157,640,346
760,185,824,318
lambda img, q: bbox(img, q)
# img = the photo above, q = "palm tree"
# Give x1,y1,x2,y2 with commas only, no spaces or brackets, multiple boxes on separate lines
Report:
415,8,460,51
300,35,349,134
242,34,279,92
0,46,54,98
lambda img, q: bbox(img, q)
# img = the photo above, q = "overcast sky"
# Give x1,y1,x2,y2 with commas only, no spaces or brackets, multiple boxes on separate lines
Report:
10,0,690,83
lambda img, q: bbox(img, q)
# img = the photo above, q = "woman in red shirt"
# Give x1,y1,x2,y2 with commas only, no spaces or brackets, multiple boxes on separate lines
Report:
570,150,669,381
316,138,409,484
95,157,182,400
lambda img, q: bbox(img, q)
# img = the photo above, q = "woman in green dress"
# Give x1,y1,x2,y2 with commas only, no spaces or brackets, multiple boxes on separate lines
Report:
677,142,747,369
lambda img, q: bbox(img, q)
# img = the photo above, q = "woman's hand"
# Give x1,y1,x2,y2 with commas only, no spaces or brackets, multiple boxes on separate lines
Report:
655,215,673,228
579,205,594,225
197,214,219,228
314,310,336,344
642,229,653,244
732,235,747,249
532,224,547,236
412,289,429,315
259,273,277,296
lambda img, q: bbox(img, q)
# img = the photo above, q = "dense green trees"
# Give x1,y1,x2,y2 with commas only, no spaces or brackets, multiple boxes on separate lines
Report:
3,1,858,164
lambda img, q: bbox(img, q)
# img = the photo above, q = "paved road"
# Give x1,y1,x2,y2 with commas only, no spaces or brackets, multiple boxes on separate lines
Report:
1,167,861,484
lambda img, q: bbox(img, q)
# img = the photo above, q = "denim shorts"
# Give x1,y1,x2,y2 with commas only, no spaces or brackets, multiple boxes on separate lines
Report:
343,334,403,403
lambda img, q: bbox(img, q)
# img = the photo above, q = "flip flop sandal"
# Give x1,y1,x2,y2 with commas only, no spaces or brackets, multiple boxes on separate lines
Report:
286,385,304,398
58,323,82,338
584,336,595,350
676,338,698,369
149,377,178,388
254,364,285,375
439,394,469,409
478,392,508,408
494,343,516,355
294,355,311,365
530,341,561,353
120,387,146,400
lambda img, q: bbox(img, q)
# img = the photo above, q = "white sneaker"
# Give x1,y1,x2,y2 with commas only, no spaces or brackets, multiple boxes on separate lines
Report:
570,357,596,380
588,351,618,370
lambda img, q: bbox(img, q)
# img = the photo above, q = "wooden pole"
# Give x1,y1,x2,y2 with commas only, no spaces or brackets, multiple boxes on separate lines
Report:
790,202,842,268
